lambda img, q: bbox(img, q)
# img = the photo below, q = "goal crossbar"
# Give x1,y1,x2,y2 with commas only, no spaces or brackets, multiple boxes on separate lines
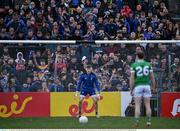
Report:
0,40,179,44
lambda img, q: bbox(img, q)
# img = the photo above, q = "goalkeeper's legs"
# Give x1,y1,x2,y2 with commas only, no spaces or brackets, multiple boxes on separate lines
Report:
78,95,84,117
134,97,141,127
92,96,99,118
144,97,152,126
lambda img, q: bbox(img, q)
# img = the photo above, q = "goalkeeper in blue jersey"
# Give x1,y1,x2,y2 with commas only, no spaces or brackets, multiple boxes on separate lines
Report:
74,64,101,118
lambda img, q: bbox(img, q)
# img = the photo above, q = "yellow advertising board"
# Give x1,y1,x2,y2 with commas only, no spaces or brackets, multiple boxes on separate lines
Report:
50,92,121,117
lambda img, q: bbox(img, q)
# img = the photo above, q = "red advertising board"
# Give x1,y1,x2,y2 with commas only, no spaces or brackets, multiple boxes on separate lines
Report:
0,93,50,118
161,92,180,118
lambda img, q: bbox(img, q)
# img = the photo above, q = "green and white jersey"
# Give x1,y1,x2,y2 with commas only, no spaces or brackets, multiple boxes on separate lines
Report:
130,60,153,86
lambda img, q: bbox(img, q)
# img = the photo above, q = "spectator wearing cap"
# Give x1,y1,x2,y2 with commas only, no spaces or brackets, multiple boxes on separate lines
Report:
82,56,88,65
93,0,100,7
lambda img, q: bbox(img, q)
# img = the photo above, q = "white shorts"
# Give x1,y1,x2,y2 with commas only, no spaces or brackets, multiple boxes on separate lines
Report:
133,85,152,98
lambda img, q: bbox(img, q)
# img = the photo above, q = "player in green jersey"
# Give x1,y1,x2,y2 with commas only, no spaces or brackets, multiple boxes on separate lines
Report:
129,52,156,127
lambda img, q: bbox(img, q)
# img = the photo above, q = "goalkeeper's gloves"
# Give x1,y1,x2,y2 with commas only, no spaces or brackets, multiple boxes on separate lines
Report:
74,91,79,100
97,93,101,100
75,91,78,97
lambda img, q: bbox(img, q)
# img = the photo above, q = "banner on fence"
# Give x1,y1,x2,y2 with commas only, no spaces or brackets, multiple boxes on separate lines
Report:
121,92,132,117
50,92,121,117
161,92,180,117
0,93,50,118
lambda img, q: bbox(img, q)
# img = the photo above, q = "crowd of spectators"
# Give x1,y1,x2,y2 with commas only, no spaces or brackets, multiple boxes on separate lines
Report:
0,0,180,92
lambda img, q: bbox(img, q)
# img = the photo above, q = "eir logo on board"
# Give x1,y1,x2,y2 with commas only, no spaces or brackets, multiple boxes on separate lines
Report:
161,93,180,118
171,99,180,117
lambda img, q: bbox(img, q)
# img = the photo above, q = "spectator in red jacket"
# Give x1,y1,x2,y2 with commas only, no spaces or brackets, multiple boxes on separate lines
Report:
120,4,132,17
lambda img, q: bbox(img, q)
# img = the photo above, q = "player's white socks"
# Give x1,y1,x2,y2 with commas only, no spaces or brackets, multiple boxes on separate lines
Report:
135,117,139,125
96,114,100,118
147,116,151,126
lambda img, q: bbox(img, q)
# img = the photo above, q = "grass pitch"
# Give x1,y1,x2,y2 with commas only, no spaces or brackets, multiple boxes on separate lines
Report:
0,117,179,129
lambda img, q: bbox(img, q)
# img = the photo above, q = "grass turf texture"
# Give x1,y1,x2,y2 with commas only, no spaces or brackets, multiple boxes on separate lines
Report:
0,117,179,129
